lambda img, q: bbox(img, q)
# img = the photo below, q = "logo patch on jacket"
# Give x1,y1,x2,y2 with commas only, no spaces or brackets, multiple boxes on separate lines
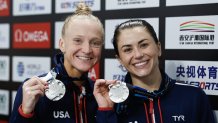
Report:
53,111,70,118
172,115,185,122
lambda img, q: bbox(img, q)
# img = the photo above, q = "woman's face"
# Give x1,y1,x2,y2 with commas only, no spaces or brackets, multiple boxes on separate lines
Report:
59,18,103,75
117,26,161,78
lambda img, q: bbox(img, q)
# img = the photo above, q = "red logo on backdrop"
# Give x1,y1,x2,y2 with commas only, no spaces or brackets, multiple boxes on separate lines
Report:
0,0,9,16
88,63,100,81
13,22,51,49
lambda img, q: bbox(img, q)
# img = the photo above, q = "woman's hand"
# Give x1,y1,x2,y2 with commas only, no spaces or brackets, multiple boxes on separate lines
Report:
21,76,48,114
93,79,116,108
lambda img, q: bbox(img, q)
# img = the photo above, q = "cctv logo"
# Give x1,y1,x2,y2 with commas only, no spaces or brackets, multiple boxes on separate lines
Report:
172,115,185,122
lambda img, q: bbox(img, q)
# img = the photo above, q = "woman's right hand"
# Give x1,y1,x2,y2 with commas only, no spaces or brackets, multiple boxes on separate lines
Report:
93,79,117,108
21,76,48,114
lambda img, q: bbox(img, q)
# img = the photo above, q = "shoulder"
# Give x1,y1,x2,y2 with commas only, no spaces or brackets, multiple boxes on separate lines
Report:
164,73,204,94
174,82,198,89
173,82,207,97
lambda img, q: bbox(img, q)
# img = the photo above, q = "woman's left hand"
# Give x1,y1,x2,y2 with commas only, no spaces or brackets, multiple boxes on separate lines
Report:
93,79,116,108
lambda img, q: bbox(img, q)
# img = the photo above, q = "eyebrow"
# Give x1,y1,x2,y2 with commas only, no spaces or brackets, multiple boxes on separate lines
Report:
72,35,102,40
121,38,148,48
138,39,147,44
121,44,132,49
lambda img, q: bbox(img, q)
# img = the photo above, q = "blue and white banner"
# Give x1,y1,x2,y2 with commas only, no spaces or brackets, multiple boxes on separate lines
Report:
12,56,51,82
165,60,218,95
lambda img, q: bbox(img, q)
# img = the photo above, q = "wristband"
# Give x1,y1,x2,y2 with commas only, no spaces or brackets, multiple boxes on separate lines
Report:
18,105,34,118
98,107,113,111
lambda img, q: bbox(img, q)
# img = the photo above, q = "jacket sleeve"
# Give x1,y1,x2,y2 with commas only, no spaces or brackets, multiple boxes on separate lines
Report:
198,89,216,123
9,84,37,123
96,109,117,123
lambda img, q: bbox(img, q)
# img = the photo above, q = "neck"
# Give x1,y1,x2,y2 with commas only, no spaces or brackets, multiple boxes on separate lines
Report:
73,80,84,86
131,69,162,91
64,61,84,86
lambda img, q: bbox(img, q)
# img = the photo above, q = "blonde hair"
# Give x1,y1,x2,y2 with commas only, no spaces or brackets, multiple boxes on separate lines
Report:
61,2,104,40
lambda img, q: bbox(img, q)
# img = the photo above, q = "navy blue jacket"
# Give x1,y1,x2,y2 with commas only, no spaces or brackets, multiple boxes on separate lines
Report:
111,72,216,123
9,53,116,123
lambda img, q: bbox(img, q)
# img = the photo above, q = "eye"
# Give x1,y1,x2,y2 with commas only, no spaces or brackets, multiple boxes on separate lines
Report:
122,47,132,53
140,43,148,49
90,40,103,48
72,38,83,45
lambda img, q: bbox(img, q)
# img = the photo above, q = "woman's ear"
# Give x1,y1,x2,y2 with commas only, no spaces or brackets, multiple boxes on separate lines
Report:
59,38,65,53
157,41,162,57
116,54,123,66
116,54,127,72
115,54,120,61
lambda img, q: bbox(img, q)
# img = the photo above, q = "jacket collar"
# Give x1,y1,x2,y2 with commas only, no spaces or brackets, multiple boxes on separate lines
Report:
124,70,176,98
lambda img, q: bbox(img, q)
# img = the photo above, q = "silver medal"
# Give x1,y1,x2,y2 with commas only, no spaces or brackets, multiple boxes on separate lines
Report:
41,69,66,101
108,81,129,103
45,79,66,101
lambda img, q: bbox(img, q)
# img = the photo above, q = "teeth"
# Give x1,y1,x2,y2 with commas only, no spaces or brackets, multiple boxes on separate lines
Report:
135,62,146,67
78,56,91,60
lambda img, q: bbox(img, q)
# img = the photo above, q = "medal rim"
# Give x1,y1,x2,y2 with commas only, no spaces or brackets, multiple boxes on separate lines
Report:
109,81,129,103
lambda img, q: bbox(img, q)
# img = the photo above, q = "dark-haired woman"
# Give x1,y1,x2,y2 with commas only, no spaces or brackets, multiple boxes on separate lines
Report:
94,19,215,123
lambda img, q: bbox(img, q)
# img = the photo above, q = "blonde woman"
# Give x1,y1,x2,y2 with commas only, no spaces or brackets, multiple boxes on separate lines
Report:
10,3,109,123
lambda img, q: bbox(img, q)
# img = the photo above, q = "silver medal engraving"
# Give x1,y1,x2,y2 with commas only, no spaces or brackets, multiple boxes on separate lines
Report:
45,79,66,101
108,81,129,103
41,69,66,101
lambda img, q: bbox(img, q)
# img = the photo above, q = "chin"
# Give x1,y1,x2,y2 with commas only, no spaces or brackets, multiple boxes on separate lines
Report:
134,70,150,77
82,66,94,71
79,68,90,72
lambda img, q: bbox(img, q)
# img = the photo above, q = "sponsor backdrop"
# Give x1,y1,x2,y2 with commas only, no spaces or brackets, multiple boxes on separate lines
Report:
0,0,218,122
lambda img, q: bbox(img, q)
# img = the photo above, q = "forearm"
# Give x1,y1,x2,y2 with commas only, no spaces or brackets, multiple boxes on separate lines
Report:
10,84,36,123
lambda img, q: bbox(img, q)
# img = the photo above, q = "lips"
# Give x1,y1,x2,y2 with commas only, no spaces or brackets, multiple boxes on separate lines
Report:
77,56,92,61
133,61,148,67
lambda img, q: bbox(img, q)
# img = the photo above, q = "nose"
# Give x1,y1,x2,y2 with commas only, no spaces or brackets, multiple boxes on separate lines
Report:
82,41,92,53
134,48,143,59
